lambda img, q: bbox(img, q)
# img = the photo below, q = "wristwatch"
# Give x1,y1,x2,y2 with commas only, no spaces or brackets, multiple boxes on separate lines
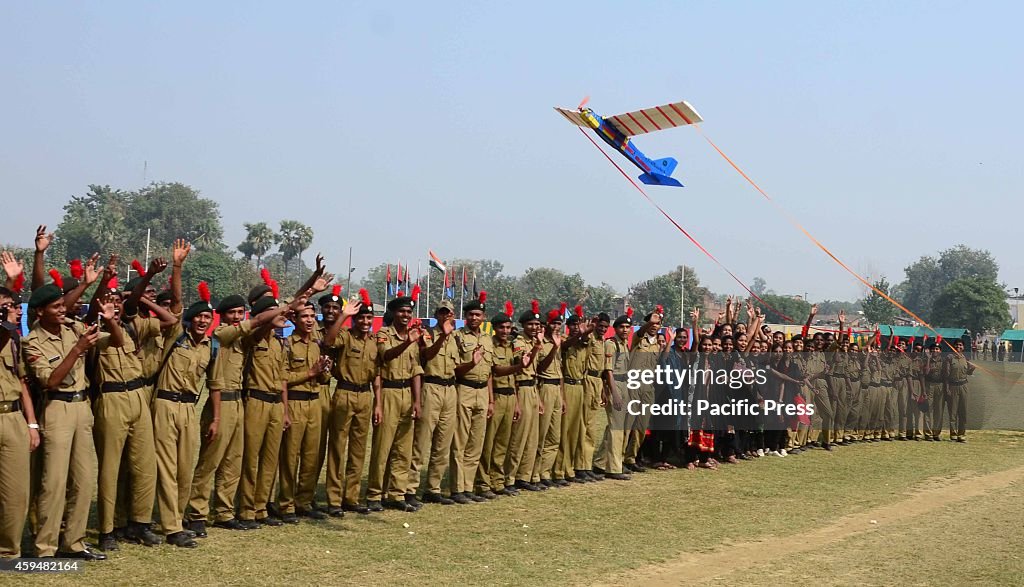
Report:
28,423,40,430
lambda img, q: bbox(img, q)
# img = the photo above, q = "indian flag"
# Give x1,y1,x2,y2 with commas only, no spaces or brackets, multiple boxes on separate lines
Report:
428,250,446,273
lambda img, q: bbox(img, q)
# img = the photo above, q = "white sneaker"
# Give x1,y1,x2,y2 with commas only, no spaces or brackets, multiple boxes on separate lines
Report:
779,449,788,457
756,449,765,457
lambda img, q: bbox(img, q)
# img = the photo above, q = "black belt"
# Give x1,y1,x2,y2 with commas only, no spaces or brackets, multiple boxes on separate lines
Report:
382,379,412,389
337,380,372,392
926,378,944,384
456,378,488,389
493,387,515,396
0,399,23,414
950,379,968,385
613,374,628,382
516,380,535,388
879,380,892,386
101,378,148,393
219,391,241,402
563,377,583,385
247,389,282,404
423,375,456,386
157,390,199,404
289,390,319,401
537,377,561,386
48,390,89,403
587,370,603,378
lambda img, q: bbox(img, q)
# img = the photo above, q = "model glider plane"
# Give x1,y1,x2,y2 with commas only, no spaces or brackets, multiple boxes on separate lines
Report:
555,98,702,187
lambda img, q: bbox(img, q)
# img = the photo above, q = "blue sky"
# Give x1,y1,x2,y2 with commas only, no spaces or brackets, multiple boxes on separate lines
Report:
2,1,1021,300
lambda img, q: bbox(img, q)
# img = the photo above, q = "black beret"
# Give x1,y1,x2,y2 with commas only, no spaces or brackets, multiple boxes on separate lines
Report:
387,297,414,312
156,290,173,305
596,312,611,323
251,296,280,316
126,276,145,293
28,284,63,309
463,300,485,314
566,315,581,326
248,284,272,305
613,315,632,327
491,313,512,326
518,310,543,325
319,292,343,307
355,301,374,316
61,277,80,295
184,300,214,322
216,294,246,314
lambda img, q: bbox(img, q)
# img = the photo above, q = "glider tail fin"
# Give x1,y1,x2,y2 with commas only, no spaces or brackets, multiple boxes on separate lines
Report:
638,172,684,188
652,157,678,176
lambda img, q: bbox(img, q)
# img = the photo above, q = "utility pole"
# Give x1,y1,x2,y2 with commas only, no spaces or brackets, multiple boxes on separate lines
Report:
679,264,686,327
346,247,353,294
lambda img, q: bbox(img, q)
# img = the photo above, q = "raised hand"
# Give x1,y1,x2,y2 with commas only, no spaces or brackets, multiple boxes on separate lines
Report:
172,239,191,265
148,257,168,275
340,300,361,318
83,253,101,285
101,255,119,285
97,296,117,321
690,307,700,323
75,323,101,352
314,253,326,275
35,225,54,253
472,345,483,365
551,331,563,348
1,251,23,279
810,304,818,316
441,316,455,335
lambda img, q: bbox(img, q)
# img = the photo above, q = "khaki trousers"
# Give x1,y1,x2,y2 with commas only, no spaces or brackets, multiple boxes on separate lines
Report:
35,399,95,556
325,389,372,507
0,411,29,557
238,397,284,521
532,383,563,482
924,381,945,438
188,396,244,523
947,383,968,438
94,388,156,533
278,398,322,514
477,392,515,492
450,385,488,494
581,374,602,470
829,376,850,443
153,398,197,535
410,382,456,494
594,382,627,474
367,386,414,502
557,382,584,477
506,386,539,485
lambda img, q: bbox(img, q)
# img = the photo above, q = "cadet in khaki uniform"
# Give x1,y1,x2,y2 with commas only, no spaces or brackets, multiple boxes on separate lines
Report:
279,302,332,523
313,285,345,510
532,308,565,487
865,347,886,441
322,290,375,516
94,282,174,551
557,308,591,483
0,289,40,559
623,310,662,471
907,344,925,440
475,305,522,497
238,295,293,528
803,346,834,450
412,300,459,505
593,313,632,481
829,340,852,444
894,341,913,440
943,340,974,442
507,303,544,492
922,343,945,440
368,293,423,512
450,293,494,503
580,313,610,478
24,280,119,560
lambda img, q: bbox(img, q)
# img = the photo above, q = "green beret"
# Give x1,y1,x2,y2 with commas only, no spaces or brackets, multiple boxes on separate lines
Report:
28,284,63,309
491,313,512,326
251,296,280,316
184,300,214,322
386,297,413,312
216,294,246,314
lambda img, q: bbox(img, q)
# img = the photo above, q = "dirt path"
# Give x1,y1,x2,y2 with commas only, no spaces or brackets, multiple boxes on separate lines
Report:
607,464,1024,586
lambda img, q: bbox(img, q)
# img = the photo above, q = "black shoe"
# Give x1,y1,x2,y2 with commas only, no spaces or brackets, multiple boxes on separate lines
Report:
342,503,370,515
366,501,384,513
213,519,248,530
405,493,424,510
571,474,588,483
477,490,498,500
297,508,329,520
451,493,472,504
257,516,283,527
605,473,631,481
281,513,299,524
515,480,541,492
98,533,119,552
327,506,345,518
166,531,198,548
124,522,164,545
498,487,519,497
237,519,261,531
552,478,571,487
266,502,281,519
587,470,604,481
184,520,207,539
823,443,833,451
111,526,129,542
421,492,455,505
182,529,197,539
592,466,606,475
631,463,648,473
539,479,554,488
57,547,107,561
883,437,894,442
382,499,413,512
467,492,487,503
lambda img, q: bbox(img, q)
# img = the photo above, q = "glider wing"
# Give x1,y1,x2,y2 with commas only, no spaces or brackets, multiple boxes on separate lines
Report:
606,101,703,137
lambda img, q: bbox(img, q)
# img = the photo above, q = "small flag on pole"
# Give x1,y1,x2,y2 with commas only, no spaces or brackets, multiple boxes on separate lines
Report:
428,250,446,274
397,263,405,289
461,267,468,297
443,267,453,299
472,273,478,297
386,264,395,296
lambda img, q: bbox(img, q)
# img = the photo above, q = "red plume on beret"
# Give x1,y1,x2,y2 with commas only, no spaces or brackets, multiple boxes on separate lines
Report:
396,290,405,298
655,304,664,316
505,301,514,318
479,291,487,304
269,279,279,300
198,281,211,303
131,259,146,278
261,268,272,287
547,309,561,323
626,306,634,319
531,299,540,314
574,304,584,318
49,269,64,289
359,288,372,307
411,284,421,302
69,259,84,280
107,276,119,290
331,284,342,298
12,273,25,293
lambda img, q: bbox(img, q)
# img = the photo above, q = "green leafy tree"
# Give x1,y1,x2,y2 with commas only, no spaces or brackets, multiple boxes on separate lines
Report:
237,221,278,267
900,245,1000,322
127,183,223,251
861,277,899,325
753,294,811,325
751,276,767,296
276,220,314,280
627,266,707,327
930,277,1011,335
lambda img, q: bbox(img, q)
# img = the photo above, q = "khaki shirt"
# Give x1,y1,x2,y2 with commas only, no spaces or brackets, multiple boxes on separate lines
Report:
210,320,255,391
802,352,829,392
1,338,25,402
331,329,379,386
155,323,213,394
561,339,588,381
23,321,109,392
829,352,849,377
512,335,539,380
606,337,629,375
945,354,971,383
286,332,325,392
536,337,562,380
421,326,459,378
140,309,180,380
492,337,517,389
242,331,287,394
628,332,660,372
454,327,493,383
96,316,161,385
376,326,423,382
585,333,605,373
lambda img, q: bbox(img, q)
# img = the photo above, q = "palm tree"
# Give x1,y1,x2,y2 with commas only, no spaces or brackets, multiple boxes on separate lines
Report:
238,222,278,267
277,220,313,279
